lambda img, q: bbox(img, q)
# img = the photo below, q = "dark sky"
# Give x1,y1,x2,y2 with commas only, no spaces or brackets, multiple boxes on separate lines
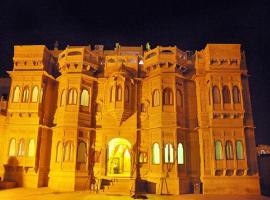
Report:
0,0,270,145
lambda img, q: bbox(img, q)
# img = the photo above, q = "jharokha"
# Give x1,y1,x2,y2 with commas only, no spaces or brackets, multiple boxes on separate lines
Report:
0,44,260,195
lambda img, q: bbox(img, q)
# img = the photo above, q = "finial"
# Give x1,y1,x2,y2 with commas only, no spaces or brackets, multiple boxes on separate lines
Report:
54,41,59,50
115,42,120,49
146,42,151,51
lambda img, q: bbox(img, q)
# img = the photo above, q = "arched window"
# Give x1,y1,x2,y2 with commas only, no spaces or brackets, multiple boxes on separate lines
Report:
125,85,129,103
236,140,244,160
39,88,43,103
22,86,30,102
225,140,233,160
28,139,35,157
222,86,231,103
60,89,66,106
139,152,148,163
177,143,184,164
212,86,221,104
163,88,173,105
68,88,77,105
77,141,87,163
116,85,122,101
110,86,115,102
176,89,183,107
215,140,223,160
232,86,241,103
152,89,160,107
152,143,160,164
8,138,16,156
18,139,25,156
80,89,89,106
13,86,21,102
64,141,74,162
164,143,174,163
56,141,62,162
31,86,39,102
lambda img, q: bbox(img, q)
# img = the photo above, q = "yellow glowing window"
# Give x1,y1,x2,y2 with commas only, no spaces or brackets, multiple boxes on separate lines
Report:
163,88,173,105
31,86,39,102
80,89,89,106
13,86,20,102
139,152,148,163
225,140,233,160
60,89,66,106
68,88,77,105
164,143,174,163
28,139,35,157
152,143,160,164
18,139,25,156
22,86,30,102
8,138,16,156
177,143,184,164
64,141,74,162
236,140,244,160
215,140,223,160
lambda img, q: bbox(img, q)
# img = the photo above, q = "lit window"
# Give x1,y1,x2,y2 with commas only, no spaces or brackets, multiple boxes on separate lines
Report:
64,141,74,162
232,86,241,103
22,86,30,102
28,139,35,157
13,86,20,102
18,139,25,156
68,88,77,105
139,152,147,163
222,86,231,103
225,140,234,160
152,143,160,164
212,86,221,104
152,90,160,107
177,143,184,164
77,141,87,163
116,85,122,101
31,86,39,102
215,140,223,160
60,89,66,106
80,89,89,106
56,141,62,162
236,140,244,160
163,88,173,105
176,90,183,107
8,138,16,156
164,143,174,163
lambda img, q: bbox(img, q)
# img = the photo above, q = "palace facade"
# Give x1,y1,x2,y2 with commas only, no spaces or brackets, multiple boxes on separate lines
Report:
0,44,260,195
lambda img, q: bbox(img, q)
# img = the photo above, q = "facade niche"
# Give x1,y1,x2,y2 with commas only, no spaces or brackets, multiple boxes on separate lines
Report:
152,89,160,107
22,86,30,102
222,86,231,103
232,86,241,103
163,88,173,105
212,86,221,104
68,88,77,105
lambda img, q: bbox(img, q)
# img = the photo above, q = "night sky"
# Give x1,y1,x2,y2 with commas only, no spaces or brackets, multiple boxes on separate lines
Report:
0,0,269,145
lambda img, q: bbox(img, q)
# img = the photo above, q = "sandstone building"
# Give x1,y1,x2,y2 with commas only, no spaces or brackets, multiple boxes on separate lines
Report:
0,43,260,195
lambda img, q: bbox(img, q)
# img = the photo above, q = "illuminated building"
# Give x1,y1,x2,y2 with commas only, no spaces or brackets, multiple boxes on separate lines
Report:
0,44,260,194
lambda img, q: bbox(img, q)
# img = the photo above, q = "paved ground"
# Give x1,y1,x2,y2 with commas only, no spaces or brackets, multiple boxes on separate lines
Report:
0,188,269,200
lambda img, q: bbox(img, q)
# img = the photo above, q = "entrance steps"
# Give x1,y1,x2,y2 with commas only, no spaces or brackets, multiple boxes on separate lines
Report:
99,177,135,195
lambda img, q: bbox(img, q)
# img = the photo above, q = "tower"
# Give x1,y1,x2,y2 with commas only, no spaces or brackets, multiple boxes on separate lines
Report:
49,46,99,190
194,44,260,194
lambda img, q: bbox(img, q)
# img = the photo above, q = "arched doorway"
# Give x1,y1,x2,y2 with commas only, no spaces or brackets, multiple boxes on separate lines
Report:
107,138,131,177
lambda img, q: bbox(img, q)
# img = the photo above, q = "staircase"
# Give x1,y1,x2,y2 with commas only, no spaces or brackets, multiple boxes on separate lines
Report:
99,177,135,195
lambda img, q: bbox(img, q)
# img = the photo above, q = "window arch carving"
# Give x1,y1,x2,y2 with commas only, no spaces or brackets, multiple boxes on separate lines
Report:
152,89,160,107
163,88,173,105
212,86,221,104
222,85,231,103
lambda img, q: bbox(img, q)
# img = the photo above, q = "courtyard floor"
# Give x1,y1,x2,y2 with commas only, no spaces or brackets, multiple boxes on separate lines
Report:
0,188,269,200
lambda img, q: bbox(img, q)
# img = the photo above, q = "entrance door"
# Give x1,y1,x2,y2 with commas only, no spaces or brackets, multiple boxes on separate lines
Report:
107,138,131,177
